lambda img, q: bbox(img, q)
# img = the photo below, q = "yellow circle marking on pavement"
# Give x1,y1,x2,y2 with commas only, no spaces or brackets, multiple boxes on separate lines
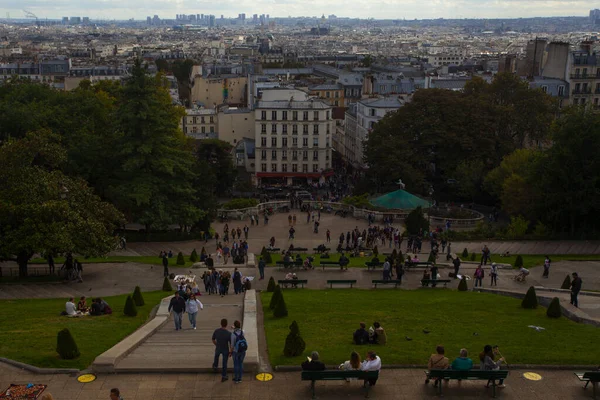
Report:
523,372,542,381
256,372,273,382
77,374,97,383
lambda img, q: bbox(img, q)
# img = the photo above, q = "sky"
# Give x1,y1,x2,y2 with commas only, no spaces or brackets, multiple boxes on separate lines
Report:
1,0,592,21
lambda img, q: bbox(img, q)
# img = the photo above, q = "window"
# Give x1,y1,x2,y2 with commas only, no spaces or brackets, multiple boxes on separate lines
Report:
282,150,287,160
282,124,288,134
192,117,197,124
261,150,267,160
303,111,309,120
271,150,277,160
303,125,309,135
314,111,319,121
201,126,206,133
313,137,319,146
261,124,266,134
201,117,205,123
282,111,288,120
313,164,319,172
292,111,298,120
271,137,277,146
313,150,319,161
292,164,298,172
334,100,339,106
326,91,330,98
583,68,588,77
326,111,330,120
335,91,339,98
370,121,375,129
575,83,581,92
271,111,277,120
282,137,288,147
596,83,600,93
597,68,600,77
313,125,319,134
261,163,267,172
210,116,214,123
210,126,214,133
303,138,308,147
581,98,587,105
261,111,266,120
292,124,298,135
558,85,565,96
302,150,308,161
327,124,330,134
292,150,298,160
541,85,547,93
271,163,277,172
271,124,277,134
282,164,288,172
370,108,376,116
261,137,267,146
292,137,298,147
302,164,308,173
583,83,588,92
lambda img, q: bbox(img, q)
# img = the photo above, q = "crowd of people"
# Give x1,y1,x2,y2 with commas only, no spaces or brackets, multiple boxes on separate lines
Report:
301,350,382,387
63,296,112,317
200,268,252,297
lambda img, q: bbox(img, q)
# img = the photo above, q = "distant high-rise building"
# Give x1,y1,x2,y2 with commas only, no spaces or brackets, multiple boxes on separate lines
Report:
62,17,69,25
147,16,152,25
82,17,90,24
591,9,600,25
253,14,258,23
70,16,81,24
209,15,215,27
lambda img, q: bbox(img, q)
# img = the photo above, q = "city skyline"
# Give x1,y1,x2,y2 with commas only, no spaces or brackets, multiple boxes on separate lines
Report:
1,0,593,22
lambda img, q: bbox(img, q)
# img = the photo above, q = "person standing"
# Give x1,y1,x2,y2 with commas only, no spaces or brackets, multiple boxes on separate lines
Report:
231,320,247,383
481,245,491,265
293,214,297,225
395,261,404,284
258,257,265,280
168,292,186,331
212,318,232,382
243,225,249,240
288,214,293,226
47,253,55,275
490,263,498,286
430,264,438,287
570,272,582,308
326,229,331,243
474,264,484,287
162,254,169,277
543,256,551,278
186,294,203,330
233,268,242,294
453,256,461,278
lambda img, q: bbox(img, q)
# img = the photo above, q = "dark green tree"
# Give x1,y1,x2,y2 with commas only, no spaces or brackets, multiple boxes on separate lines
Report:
176,252,185,265
273,292,288,318
190,249,199,262
284,320,306,356
56,328,80,359
124,295,138,316
267,276,276,292
261,246,273,264
162,277,173,291
521,286,538,309
404,207,429,235
195,139,237,196
462,248,469,258
0,132,124,277
133,286,145,306
514,255,523,268
458,277,468,291
546,297,561,318
269,285,282,309
561,274,571,290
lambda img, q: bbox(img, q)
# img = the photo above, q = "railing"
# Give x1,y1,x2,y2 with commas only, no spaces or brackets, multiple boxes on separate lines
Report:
572,89,592,95
570,74,595,79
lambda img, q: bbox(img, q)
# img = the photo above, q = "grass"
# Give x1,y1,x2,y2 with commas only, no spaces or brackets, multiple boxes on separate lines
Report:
485,254,600,269
261,290,599,366
29,255,199,268
0,291,168,369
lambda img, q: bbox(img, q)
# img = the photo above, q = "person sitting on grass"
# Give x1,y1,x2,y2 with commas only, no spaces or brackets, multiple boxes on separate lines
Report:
368,322,386,345
353,322,370,345
426,345,450,386
301,351,326,371
90,298,103,316
77,296,89,313
65,297,80,316
451,348,473,370
479,345,506,388
97,298,112,315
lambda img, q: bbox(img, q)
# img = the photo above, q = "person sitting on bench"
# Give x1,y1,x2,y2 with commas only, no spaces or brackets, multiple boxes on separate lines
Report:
303,256,314,270
451,348,473,370
302,351,326,371
426,345,450,386
361,351,382,387
422,269,431,286
412,255,420,263
479,345,506,388
340,351,362,380
339,253,349,271
353,322,370,345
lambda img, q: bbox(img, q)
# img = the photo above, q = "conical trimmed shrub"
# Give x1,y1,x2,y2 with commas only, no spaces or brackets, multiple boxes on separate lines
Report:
273,291,288,318
162,276,173,291
458,277,468,291
56,328,80,359
270,285,282,309
515,255,524,268
561,274,571,290
546,297,562,318
462,248,469,258
373,246,379,257
124,295,138,316
521,286,538,309
267,276,276,292
261,246,272,264
428,252,436,263
470,252,476,261
284,320,306,357
190,249,199,262
176,252,185,265
132,286,145,306
391,249,397,260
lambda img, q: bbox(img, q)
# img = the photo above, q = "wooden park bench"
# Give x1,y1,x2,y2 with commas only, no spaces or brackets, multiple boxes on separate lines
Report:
276,260,303,269
319,261,342,270
289,247,308,252
372,279,401,288
313,246,331,253
428,369,509,398
265,247,280,252
327,279,357,288
278,279,308,288
365,261,382,270
421,279,452,288
301,370,379,399
406,261,433,269
574,371,600,399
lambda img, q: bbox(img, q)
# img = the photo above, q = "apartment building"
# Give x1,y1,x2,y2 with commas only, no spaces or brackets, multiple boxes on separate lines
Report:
569,44,599,107
181,106,254,144
182,109,218,139
190,74,247,108
308,83,345,107
254,99,334,186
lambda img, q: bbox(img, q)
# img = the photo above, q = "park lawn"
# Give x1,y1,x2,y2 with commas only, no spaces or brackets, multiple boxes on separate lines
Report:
30,255,198,268
261,289,599,366
265,252,380,268
488,254,600,269
0,290,167,369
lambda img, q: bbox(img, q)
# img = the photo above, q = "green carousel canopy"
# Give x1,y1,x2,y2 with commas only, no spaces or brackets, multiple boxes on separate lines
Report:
370,189,431,210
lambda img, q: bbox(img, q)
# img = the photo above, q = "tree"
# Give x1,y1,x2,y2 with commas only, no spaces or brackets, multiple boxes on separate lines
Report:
124,295,138,316
133,286,145,306
270,285,283,309
267,276,276,292
404,207,429,235
284,321,306,357
506,216,529,239
106,60,202,233
514,255,523,268
561,274,571,290
56,328,80,359
273,292,288,318
521,286,538,309
462,248,469,258
546,297,561,318
162,277,173,291
458,277,468,291
190,249,199,262
261,247,273,264
195,139,237,196
0,132,124,277
176,252,185,265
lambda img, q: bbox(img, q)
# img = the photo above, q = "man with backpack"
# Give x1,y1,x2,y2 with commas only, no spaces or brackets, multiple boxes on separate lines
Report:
230,320,248,383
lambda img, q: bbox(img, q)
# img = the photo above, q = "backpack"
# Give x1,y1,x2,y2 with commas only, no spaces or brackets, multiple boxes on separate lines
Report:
234,330,248,352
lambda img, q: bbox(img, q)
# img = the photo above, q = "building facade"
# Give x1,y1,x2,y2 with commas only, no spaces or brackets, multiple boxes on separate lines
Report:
254,100,333,186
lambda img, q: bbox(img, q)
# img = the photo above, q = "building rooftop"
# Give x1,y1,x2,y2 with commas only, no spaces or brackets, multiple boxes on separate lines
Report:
358,97,405,108
257,100,331,109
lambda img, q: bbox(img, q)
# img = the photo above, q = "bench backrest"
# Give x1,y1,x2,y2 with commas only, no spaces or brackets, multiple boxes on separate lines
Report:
327,280,357,283
583,372,600,381
278,280,308,283
372,280,400,283
428,369,509,379
301,370,379,380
